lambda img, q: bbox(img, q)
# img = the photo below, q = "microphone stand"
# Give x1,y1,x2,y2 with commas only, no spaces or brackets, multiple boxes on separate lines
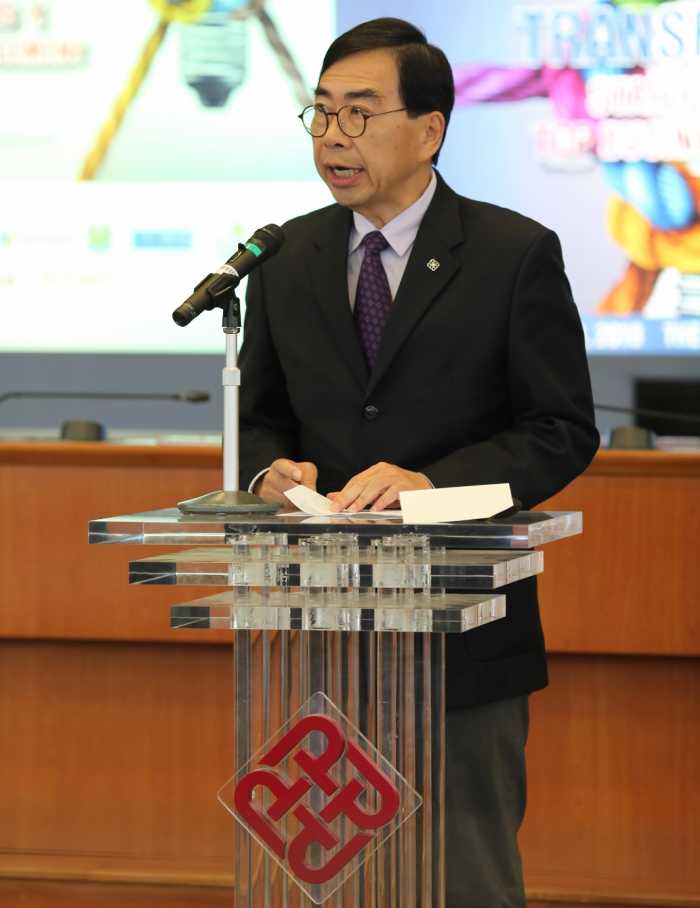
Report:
177,290,278,514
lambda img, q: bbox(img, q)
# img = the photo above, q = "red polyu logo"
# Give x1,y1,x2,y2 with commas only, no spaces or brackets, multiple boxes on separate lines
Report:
233,713,401,885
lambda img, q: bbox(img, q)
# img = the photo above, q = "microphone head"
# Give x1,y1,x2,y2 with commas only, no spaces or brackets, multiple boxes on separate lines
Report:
249,224,284,260
172,302,197,327
173,224,284,328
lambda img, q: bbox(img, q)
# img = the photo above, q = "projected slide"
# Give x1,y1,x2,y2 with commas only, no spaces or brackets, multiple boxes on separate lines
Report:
336,0,700,355
3,0,700,355
0,0,333,353
449,0,700,354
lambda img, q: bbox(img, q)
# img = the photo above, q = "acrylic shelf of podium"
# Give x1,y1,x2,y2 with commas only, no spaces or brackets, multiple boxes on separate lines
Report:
88,507,583,908
128,546,543,590
170,589,507,634
88,507,581,548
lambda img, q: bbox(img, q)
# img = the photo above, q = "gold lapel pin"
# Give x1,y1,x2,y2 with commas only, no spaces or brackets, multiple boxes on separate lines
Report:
426,258,440,271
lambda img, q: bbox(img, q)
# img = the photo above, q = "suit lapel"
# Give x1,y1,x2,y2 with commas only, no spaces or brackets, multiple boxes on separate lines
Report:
366,177,465,400
309,205,370,391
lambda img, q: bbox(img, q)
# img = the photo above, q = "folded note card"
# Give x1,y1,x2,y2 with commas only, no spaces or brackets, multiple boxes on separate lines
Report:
284,485,337,515
399,483,513,524
284,485,403,518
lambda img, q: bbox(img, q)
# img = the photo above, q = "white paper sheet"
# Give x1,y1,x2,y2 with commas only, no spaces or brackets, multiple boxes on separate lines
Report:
283,485,402,518
399,483,513,524
283,485,339,514
299,512,403,523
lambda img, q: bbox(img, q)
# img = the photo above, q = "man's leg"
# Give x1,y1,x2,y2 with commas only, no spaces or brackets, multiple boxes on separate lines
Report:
444,695,529,908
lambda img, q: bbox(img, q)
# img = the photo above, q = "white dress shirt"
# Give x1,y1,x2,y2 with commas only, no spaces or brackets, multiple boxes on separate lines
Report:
347,169,437,305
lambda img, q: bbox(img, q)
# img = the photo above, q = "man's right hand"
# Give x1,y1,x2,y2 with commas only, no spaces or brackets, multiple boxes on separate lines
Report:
253,459,318,510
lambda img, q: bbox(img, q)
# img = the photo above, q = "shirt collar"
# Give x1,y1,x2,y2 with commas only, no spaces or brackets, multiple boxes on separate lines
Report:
348,169,438,256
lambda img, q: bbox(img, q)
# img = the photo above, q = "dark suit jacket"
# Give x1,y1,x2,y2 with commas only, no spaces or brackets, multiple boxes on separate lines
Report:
239,172,599,709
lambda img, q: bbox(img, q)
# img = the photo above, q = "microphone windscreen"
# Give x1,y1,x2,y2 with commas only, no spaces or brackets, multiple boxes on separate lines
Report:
255,224,284,258
172,302,198,327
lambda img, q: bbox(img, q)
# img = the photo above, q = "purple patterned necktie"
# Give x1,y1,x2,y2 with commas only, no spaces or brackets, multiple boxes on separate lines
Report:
354,230,391,370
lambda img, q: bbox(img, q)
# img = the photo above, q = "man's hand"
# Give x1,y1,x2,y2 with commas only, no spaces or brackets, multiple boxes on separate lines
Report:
328,462,431,512
254,459,318,510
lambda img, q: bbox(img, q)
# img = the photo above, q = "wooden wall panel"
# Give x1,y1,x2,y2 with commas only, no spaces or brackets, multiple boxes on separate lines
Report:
0,881,628,908
0,639,233,885
0,445,229,643
522,654,700,906
0,880,233,908
1,444,698,907
538,454,700,656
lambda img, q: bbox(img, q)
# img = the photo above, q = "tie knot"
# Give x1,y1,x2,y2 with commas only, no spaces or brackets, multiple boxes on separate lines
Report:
362,230,388,255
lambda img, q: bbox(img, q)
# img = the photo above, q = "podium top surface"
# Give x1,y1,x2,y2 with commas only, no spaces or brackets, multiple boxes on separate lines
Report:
88,508,581,549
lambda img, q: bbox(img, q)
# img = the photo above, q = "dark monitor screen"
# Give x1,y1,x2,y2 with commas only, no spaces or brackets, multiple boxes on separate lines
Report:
635,380,700,435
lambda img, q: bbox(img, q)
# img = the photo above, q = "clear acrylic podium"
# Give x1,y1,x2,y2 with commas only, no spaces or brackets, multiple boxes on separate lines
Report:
89,508,581,907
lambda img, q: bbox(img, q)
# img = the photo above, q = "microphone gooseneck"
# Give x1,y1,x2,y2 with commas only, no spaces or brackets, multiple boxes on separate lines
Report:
0,390,210,405
594,402,700,427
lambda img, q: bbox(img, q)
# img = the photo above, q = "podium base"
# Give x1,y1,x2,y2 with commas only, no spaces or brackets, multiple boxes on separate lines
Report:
177,489,279,515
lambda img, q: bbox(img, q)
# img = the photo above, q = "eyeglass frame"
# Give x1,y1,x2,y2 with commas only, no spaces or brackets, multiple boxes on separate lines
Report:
298,103,410,138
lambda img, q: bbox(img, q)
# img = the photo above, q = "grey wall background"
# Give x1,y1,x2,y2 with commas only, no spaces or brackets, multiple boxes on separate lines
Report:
1,351,697,438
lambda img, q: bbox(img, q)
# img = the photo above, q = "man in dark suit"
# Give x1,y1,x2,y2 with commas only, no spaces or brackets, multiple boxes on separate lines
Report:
240,17,598,907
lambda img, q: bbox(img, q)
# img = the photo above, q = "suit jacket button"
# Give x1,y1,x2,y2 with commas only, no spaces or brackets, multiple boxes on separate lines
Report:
363,405,379,421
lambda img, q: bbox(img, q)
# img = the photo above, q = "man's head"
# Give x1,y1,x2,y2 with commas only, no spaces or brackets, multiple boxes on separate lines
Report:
308,18,454,227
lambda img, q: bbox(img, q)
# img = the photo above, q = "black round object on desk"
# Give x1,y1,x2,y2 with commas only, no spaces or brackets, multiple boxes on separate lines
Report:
60,420,105,441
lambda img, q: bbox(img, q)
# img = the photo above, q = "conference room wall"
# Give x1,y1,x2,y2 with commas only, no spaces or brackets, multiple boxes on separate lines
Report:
0,351,698,438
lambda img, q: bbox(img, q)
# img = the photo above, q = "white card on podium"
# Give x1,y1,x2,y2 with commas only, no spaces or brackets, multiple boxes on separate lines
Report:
399,483,513,524
284,485,338,515
284,485,403,518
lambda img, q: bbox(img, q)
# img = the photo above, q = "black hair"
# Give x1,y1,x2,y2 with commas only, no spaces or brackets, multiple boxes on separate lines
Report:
319,18,454,164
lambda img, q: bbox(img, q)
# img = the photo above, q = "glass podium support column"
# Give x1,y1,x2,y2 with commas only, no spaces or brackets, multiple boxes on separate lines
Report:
89,508,582,907
220,628,443,908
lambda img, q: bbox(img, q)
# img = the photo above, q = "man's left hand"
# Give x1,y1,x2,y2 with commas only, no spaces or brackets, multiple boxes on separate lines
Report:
328,462,432,512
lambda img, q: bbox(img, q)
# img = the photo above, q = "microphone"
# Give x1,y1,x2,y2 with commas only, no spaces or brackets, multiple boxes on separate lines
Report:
0,390,211,441
172,224,284,327
0,391,210,405
594,401,700,449
594,403,700,427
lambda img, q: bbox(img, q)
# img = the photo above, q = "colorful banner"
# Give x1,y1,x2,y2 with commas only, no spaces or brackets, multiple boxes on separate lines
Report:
449,0,700,352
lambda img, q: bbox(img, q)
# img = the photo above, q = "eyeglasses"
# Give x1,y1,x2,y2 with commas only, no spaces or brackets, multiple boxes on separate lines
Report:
298,104,408,138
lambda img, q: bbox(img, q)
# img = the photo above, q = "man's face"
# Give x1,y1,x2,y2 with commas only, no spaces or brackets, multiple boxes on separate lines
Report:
312,48,437,225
